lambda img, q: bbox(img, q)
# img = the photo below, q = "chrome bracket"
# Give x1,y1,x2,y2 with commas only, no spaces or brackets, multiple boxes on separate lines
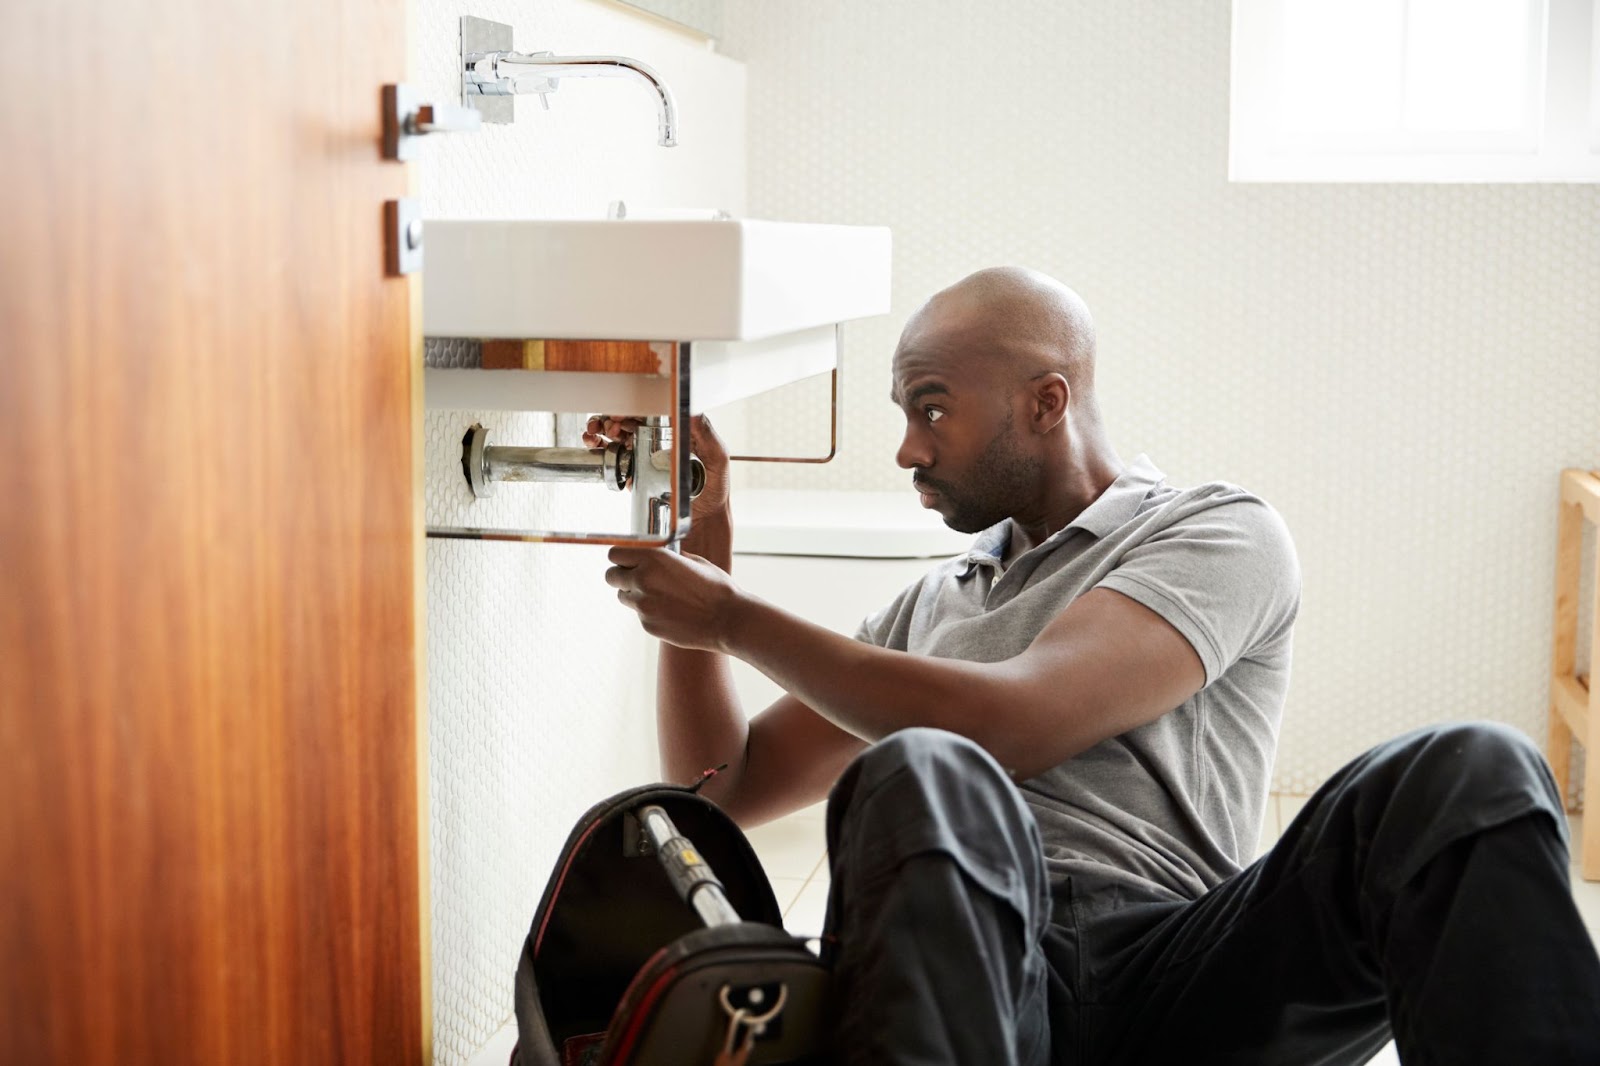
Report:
729,323,844,464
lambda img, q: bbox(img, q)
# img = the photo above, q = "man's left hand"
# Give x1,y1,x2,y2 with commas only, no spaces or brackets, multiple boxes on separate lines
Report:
606,547,743,652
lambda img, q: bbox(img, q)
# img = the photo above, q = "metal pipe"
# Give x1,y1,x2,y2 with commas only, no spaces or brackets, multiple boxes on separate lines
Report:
631,416,672,536
485,445,619,485
462,424,627,498
648,447,708,498
460,420,701,521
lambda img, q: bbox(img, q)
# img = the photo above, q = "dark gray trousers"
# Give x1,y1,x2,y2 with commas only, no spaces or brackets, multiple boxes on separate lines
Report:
819,724,1600,1065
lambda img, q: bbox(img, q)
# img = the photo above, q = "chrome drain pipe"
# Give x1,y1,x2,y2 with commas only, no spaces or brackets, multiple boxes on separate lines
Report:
462,422,704,536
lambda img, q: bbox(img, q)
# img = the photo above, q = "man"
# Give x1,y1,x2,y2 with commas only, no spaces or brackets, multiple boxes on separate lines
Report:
593,267,1600,1064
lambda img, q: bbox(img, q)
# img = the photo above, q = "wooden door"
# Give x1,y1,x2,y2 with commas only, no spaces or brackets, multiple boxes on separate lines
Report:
0,1,426,1062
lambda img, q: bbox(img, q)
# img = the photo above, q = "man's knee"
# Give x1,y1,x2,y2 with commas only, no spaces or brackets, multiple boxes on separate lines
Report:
847,726,1002,787
826,728,1044,901
1341,722,1566,891
1397,722,1560,810
830,727,1015,834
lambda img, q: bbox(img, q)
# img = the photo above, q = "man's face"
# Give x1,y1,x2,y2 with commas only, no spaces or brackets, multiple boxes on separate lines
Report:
890,346,1040,534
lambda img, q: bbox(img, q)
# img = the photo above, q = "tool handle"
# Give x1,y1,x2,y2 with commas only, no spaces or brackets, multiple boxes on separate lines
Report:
637,804,742,927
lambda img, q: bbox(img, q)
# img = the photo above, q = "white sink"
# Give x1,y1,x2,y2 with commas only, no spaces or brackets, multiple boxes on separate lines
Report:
423,218,892,341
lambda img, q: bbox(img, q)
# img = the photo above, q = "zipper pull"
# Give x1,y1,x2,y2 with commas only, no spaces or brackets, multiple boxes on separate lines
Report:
686,763,729,793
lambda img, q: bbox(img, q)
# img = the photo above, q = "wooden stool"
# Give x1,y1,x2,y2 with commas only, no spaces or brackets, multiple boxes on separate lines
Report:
1550,468,1600,882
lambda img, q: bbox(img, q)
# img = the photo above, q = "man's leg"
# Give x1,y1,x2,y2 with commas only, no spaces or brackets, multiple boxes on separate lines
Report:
1069,722,1600,1065
822,727,1056,1066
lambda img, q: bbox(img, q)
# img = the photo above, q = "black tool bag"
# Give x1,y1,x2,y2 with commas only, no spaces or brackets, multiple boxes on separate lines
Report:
510,778,833,1066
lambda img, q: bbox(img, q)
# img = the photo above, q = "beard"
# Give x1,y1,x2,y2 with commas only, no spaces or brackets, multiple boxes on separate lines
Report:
916,416,1041,534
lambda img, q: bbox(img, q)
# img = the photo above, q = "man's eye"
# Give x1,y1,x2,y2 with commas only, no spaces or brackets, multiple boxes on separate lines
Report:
925,408,945,423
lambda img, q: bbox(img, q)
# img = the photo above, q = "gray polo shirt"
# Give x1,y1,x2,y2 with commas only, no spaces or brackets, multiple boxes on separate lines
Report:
856,455,1301,901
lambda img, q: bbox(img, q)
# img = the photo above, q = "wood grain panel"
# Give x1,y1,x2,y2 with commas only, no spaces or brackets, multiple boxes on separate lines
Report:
0,1,425,1063
482,338,665,373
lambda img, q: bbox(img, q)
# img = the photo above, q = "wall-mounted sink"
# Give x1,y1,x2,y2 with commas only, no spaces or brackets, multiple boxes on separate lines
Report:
423,218,891,341
422,217,892,543
422,218,891,414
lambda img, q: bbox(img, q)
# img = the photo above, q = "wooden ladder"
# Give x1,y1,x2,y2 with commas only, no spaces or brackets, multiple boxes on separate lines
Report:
1551,468,1600,881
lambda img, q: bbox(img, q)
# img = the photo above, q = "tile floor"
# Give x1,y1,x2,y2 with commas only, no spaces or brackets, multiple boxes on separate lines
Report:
747,796,1600,1066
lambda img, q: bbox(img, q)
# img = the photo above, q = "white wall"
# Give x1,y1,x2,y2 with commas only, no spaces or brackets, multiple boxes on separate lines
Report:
415,2,744,1062
720,0,1600,797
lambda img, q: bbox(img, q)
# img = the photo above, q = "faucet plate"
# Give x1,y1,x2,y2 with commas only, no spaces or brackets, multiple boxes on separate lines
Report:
461,16,515,124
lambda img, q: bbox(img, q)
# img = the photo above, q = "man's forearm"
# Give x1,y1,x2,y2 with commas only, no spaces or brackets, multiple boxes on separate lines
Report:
720,595,1017,759
657,645,748,785
657,511,750,791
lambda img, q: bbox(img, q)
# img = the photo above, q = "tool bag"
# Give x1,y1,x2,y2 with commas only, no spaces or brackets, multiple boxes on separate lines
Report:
510,777,833,1066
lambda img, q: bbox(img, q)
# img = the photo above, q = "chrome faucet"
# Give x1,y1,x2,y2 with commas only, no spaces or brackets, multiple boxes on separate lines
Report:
464,50,678,147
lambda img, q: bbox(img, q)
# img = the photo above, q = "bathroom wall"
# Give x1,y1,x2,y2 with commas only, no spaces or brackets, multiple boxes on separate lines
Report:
414,2,743,1062
720,0,1600,798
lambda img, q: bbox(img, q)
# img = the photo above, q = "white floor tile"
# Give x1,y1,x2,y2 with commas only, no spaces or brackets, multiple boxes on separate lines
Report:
1571,813,1592,873
784,877,831,937
1555,815,1600,938
789,799,828,823
1367,1041,1400,1065
768,876,810,913
1570,870,1600,934
467,1019,519,1066
745,813,828,880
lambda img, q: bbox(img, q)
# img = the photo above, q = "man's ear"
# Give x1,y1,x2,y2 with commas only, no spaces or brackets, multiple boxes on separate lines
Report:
1029,373,1070,433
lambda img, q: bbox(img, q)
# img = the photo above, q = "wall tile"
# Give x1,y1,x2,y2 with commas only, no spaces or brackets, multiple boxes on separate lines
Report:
721,0,1600,802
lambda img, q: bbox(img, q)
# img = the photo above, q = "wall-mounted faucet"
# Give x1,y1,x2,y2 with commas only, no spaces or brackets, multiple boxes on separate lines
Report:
467,53,678,147
459,17,678,147
463,419,705,538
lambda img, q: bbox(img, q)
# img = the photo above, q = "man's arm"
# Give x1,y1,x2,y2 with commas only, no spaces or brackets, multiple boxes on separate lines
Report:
588,415,868,826
652,504,868,826
609,545,1207,783
734,585,1204,779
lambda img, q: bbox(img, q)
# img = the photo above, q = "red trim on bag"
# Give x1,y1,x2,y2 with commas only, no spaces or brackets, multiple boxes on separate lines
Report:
533,816,610,956
604,946,676,1065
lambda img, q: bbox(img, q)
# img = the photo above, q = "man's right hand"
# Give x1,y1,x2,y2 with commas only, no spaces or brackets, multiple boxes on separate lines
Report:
583,414,732,556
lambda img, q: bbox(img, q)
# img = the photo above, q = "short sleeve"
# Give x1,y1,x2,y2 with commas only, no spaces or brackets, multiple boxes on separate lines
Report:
855,582,917,648
854,616,885,644
1095,492,1301,685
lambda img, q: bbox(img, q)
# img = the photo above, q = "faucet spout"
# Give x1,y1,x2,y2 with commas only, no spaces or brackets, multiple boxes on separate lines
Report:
469,52,679,147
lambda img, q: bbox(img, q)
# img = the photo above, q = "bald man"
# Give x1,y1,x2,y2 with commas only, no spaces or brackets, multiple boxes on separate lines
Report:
599,268,1600,1065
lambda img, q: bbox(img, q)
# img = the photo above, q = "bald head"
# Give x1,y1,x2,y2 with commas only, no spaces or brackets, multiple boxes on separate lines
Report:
889,268,1122,540
897,266,1098,403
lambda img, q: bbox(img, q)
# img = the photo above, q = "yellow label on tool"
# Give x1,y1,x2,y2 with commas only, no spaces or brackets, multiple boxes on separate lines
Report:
681,848,701,865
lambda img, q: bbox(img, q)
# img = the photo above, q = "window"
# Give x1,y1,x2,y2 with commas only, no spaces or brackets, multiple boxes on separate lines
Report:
1230,0,1600,181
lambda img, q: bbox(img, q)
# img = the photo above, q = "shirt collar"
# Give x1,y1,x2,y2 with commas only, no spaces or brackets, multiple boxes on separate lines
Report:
957,454,1164,575
963,522,1011,571
1062,453,1164,539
